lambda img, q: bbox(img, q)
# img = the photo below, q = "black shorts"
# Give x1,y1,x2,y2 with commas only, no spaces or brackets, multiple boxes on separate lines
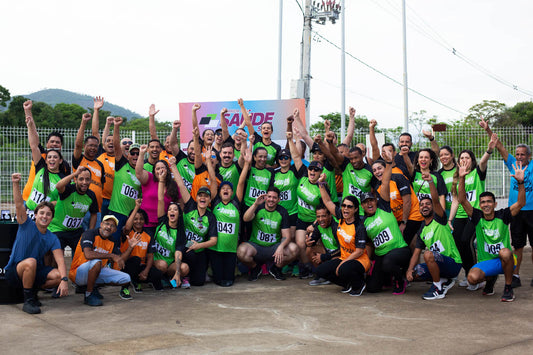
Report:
288,214,298,228
296,218,313,231
5,264,53,289
248,242,280,264
511,210,533,249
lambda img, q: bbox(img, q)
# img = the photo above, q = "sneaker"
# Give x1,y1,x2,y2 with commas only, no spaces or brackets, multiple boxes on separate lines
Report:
281,265,291,275
248,264,262,282
422,284,445,300
181,277,191,289
132,282,143,293
392,279,407,295
84,292,103,306
119,287,132,300
349,283,366,297
75,284,87,294
309,278,331,286
92,287,104,299
161,278,172,288
261,264,269,275
467,281,485,291
269,265,286,281
458,278,468,287
22,299,41,314
501,285,515,302
442,279,456,295
340,285,352,293
483,276,498,296
299,267,312,279
511,275,521,288
291,265,300,277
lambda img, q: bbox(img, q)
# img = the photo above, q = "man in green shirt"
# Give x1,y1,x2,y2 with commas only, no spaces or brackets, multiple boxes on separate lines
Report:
459,159,526,302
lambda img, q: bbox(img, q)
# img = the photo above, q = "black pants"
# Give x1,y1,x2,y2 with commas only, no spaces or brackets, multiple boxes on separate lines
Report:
316,258,366,290
452,217,476,274
183,250,207,286
123,256,163,290
403,220,424,246
367,247,411,293
207,249,236,284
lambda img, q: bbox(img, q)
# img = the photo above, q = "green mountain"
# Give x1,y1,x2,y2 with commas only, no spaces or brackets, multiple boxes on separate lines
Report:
11,88,141,118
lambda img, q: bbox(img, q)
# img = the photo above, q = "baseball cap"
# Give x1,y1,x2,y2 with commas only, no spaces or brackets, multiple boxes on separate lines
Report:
279,148,291,158
197,186,211,196
129,143,141,151
309,160,323,170
360,192,376,203
102,215,119,225
310,142,322,153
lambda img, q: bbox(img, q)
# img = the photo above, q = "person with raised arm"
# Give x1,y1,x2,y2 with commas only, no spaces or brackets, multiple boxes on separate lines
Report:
437,145,458,222
405,171,462,300
458,145,526,302
170,156,218,287
24,101,66,218
106,116,142,246
5,173,69,314
169,119,196,192
217,108,246,198
191,103,217,162
410,148,447,212
189,124,222,201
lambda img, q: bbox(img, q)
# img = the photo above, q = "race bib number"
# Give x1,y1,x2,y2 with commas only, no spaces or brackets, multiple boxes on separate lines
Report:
298,197,314,210
217,221,236,235
466,190,476,202
279,190,291,201
349,184,362,198
121,184,139,199
430,240,445,254
257,230,277,244
30,189,50,204
484,242,504,255
373,227,393,248
249,187,266,199
62,215,83,229
184,179,193,191
153,241,170,257
186,230,202,242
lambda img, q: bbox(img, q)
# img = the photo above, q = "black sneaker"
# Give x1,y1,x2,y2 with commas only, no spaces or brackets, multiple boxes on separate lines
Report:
269,265,286,281
92,287,104,300
248,264,262,281
483,276,498,296
119,287,133,300
84,292,103,306
511,275,521,288
341,285,352,293
501,285,515,302
442,278,456,295
298,267,312,279
349,283,366,296
22,299,41,314
132,282,143,293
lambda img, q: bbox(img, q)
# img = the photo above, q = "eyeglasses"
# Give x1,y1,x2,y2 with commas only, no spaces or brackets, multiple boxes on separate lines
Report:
279,156,290,160
122,141,133,145
341,204,355,209
129,151,140,156
309,167,322,172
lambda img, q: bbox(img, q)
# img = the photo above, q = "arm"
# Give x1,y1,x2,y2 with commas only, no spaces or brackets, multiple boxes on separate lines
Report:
91,96,104,140
406,247,422,282
169,120,181,156
478,133,498,173
448,198,459,230
238,98,256,137
369,119,381,162
291,108,314,148
287,131,302,171
457,161,473,218
243,195,266,222
341,106,356,146
55,168,83,194
400,194,411,231
318,174,336,216
219,108,230,142
135,145,150,185
401,146,414,178
192,126,203,169
74,113,92,160
12,174,27,225
123,199,142,235
52,248,69,296
509,162,526,216
101,116,113,149
422,129,440,159
24,101,42,164
326,131,345,167
379,150,393,202
157,170,167,218
169,156,191,203
479,117,508,161
205,146,218,197
113,116,124,161
171,250,183,286
236,147,251,202
424,172,445,217
148,104,160,140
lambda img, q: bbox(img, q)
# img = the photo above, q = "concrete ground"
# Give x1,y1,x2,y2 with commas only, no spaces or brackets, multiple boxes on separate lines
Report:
1,249,533,355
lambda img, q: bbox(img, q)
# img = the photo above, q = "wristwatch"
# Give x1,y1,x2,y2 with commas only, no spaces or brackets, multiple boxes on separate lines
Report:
61,277,68,282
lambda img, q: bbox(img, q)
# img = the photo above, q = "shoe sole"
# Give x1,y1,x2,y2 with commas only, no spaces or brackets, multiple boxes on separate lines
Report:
341,286,352,293
442,280,456,295
349,284,366,297
501,297,515,302
269,270,285,281
422,294,445,300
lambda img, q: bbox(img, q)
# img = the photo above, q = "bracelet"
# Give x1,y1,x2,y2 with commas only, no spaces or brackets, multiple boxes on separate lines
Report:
517,181,524,185
486,150,493,155
318,182,326,187
385,161,393,165
429,136,434,142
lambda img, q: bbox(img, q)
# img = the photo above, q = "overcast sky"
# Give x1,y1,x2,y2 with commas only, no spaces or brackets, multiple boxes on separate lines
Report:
2,0,532,130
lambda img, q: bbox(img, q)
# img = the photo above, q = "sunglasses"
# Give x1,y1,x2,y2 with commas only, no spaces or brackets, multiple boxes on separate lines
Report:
279,156,290,160
341,203,355,209
129,151,140,156
215,132,222,136
122,141,133,145
309,167,322,172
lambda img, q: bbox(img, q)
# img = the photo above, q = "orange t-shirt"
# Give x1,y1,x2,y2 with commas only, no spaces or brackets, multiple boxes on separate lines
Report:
190,166,220,201
73,154,105,210
97,153,115,200
159,150,174,164
120,230,152,264
69,228,117,281
336,219,371,271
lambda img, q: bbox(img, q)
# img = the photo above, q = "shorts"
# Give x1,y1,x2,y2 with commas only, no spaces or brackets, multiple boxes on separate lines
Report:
288,213,298,228
510,210,533,249
248,242,281,264
296,218,313,231
5,264,53,289
74,259,131,286
472,255,517,278
414,252,462,280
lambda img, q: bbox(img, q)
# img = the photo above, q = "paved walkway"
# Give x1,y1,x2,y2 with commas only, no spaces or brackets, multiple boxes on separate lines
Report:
1,250,533,354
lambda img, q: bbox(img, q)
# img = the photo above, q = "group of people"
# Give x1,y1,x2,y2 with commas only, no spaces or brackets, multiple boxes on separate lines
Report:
6,97,532,315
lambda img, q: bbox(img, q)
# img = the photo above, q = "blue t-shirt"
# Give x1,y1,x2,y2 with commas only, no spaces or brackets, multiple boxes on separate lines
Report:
5,218,61,272
504,153,533,210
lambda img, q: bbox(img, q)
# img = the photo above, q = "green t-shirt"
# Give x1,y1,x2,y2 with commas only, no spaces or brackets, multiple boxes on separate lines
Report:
317,222,340,253
323,163,339,203
143,161,154,173
253,132,281,166
210,197,240,253
438,165,456,213
218,163,241,199
341,158,373,215
109,157,142,216
249,204,290,247
274,165,301,216
363,199,407,256
416,212,462,264
153,222,178,265
176,150,195,191
183,199,217,253
244,167,274,207
25,158,62,211
49,184,99,232
471,207,513,262
456,167,486,219
297,174,322,223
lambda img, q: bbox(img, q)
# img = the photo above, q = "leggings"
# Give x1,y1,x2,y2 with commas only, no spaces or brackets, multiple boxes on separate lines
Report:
316,258,366,290
367,246,411,293
123,256,163,290
207,249,236,284
452,217,476,274
183,250,207,286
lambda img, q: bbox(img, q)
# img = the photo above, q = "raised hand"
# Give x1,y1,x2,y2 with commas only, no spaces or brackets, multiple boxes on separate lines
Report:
293,108,300,119
173,120,181,130
399,145,410,156
237,98,244,106
349,106,356,118
158,168,167,182
458,160,470,178
314,134,322,143
324,120,331,131
114,116,123,126
255,194,266,205
11,173,22,183
422,129,433,140
82,113,92,122
248,133,255,145
93,96,104,111
149,104,159,117
140,144,148,153
168,156,177,166
135,198,142,209
325,131,335,142
421,171,433,181
479,116,488,130
382,148,393,162
106,116,115,125
318,173,326,183
127,232,142,248
23,100,32,111
369,119,377,129
220,107,228,115
287,115,294,124
192,103,201,112
511,162,525,183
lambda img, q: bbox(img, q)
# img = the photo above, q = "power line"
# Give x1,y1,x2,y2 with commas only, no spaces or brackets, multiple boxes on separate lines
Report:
311,30,468,115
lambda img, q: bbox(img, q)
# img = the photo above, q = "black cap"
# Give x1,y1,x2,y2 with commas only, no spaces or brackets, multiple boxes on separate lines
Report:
360,192,376,202
279,148,291,158
197,186,211,196
310,142,322,153
309,161,323,170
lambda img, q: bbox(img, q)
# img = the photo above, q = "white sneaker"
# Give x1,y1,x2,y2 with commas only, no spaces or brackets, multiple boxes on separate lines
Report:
467,281,485,291
459,278,468,287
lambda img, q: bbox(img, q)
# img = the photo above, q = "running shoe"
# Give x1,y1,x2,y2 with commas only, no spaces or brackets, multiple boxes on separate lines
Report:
467,281,485,291
392,279,407,295
181,277,191,289
340,285,352,293
483,276,498,296
119,287,132,300
299,266,312,279
132,282,143,293
92,287,104,299
501,285,515,302
281,265,291,275
511,275,521,288
248,264,262,281
269,265,286,281
309,278,331,286
442,278,456,295
84,292,103,306
23,299,41,314
458,278,468,287
422,284,445,300
291,265,300,277
349,283,366,297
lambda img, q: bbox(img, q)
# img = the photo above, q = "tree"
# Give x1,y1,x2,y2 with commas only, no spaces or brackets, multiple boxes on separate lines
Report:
309,112,369,138
122,117,172,132
507,101,533,126
465,100,511,127
0,85,10,107
53,103,89,128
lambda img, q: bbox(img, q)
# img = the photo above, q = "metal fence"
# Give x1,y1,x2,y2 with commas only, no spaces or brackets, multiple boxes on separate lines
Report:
1,125,530,211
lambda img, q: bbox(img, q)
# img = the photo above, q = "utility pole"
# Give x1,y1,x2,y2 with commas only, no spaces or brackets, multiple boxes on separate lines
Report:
402,0,409,132
277,0,283,100
340,0,346,141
